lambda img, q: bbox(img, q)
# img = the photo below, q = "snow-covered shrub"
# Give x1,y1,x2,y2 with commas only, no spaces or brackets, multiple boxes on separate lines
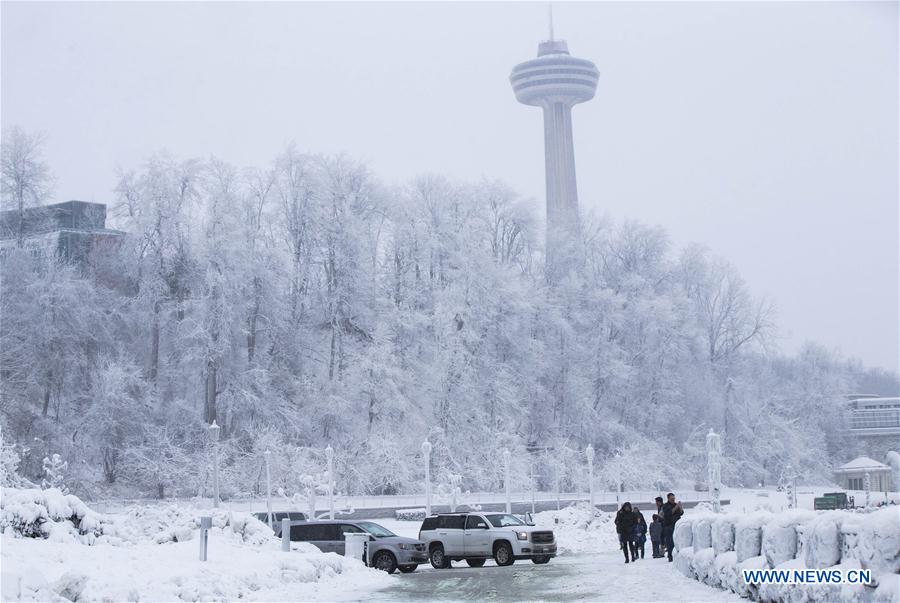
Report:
737,554,767,599
714,550,738,592
41,454,68,494
674,519,693,550
395,508,426,521
692,517,712,550
712,516,735,555
692,546,717,585
0,488,108,541
675,546,694,578
805,512,842,569
841,507,900,575
1,441,33,488
735,512,769,562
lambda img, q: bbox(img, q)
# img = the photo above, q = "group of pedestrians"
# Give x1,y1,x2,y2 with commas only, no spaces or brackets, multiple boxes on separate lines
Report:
614,492,684,564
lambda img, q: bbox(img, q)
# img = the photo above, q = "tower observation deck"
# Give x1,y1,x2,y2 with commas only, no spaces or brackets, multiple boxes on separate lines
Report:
510,34,598,274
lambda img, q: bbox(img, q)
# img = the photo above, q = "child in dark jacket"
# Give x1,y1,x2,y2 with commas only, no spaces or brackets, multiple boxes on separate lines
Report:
649,514,663,558
632,510,647,559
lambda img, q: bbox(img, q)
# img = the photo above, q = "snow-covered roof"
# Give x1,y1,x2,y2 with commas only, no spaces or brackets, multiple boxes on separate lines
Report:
835,456,890,472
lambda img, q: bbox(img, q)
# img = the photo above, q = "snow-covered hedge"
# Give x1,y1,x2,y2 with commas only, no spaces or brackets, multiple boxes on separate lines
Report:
394,508,426,521
673,506,900,602
0,488,112,542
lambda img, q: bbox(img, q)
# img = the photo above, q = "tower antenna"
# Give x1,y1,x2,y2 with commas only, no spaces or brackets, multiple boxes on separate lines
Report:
548,3,555,41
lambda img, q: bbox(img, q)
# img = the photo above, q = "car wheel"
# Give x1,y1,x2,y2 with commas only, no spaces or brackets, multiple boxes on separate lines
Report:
430,545,450,569
532,555,551,564
493,542,514,567
398,564,417,573
373,550,398,574
466,558,486,567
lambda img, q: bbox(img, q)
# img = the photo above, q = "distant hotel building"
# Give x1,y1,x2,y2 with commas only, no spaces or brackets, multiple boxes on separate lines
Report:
0,200,124,264
845,394,900,438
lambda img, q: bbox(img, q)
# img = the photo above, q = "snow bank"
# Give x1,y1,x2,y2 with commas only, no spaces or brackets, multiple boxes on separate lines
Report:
1,487,391,602
533,503,617,556
1,533,389,602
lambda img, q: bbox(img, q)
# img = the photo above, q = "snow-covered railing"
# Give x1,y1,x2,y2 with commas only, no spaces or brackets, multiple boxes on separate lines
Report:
89,490,711,514
672,506,899,602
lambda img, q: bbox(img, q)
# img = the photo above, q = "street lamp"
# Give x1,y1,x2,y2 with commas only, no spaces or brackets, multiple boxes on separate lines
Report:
503,449,511,514
706,429,722,513
586,444,595,509
421,441,432,516
264,449,273,528
208,421,221,508
325,445,335,520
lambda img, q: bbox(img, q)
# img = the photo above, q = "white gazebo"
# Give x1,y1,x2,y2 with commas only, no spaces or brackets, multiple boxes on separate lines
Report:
834,456,893,492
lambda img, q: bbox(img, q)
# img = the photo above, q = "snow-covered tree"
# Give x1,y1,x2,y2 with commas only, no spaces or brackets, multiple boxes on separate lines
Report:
41,453,68,493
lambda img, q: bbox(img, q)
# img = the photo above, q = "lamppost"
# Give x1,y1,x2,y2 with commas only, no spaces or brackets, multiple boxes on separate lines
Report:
264,449,273,528
421,441,432,516
785,464,797,510
706,429,722,513
586,444,595,509
503,449,511,514
864,472,871,507
325,445,335,520
208,421,221,509
614,452,622,505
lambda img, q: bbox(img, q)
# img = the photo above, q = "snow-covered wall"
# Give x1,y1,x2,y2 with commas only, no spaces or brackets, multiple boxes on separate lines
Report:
673,507,899,602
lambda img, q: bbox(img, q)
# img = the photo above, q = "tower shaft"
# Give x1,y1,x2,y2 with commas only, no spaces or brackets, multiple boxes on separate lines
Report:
542,102,580,240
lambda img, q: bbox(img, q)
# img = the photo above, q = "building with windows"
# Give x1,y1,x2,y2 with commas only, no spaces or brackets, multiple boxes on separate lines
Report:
0,200,124,264
845,395,900,437
833,456,893,492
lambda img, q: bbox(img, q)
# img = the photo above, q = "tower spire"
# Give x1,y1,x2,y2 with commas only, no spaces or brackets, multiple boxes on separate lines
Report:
548,3,555,41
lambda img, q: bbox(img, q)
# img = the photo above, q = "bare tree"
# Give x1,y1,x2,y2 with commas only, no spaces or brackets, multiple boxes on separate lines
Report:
1,126,53,247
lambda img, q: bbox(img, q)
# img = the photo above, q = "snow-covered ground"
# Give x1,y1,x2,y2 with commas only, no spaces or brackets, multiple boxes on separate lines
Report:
1,488,389,602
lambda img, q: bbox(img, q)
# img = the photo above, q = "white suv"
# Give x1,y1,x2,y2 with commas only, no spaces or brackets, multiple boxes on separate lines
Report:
418,512,556,568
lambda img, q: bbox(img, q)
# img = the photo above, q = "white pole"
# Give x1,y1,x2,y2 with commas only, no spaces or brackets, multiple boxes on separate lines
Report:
209,421,221,509
706,429,721,513
586,444,595,509
422,441,432,516
264,449,273,528
326,445,335,520
864,472,871,507
503,449,511,514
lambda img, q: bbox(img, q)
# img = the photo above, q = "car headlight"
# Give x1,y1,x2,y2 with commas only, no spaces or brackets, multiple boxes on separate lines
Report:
397,543,412,550
517,531,529,541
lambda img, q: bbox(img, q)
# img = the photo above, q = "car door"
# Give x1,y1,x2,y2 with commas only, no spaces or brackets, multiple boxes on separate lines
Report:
437,515,466,555
309,523,341,553
337,523,367,556
464,515,491,557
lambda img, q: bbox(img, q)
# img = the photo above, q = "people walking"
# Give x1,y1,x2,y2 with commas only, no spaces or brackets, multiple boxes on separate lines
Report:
649,514,663,558
660,492,684,562
614,502,638,563
632,509,647,559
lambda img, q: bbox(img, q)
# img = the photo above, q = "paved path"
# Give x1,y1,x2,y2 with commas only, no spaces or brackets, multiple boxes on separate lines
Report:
368,552,741,602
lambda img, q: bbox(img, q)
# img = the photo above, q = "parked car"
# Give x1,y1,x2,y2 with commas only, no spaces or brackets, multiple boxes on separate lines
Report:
287,520,427,574
253,511,307,536
417,512,556,568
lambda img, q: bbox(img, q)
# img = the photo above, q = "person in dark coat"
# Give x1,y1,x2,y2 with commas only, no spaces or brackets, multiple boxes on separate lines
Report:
632,509,647,559
649,513,663,558
614,502,638,563
660,492,684,562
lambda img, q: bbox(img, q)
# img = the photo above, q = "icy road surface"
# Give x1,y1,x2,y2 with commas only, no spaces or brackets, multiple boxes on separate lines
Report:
369,553,741,602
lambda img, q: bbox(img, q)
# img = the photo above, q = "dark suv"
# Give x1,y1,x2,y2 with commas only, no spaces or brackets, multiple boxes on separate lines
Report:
418,513,556,568
288,520,428,573
253,511,307,536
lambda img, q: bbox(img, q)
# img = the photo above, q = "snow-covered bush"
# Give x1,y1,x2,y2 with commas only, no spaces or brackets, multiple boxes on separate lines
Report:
395,508,426,521
0,487,107,541
735,512,769,562
41,454,68,494
712,516,735,555
805,512,842,569
1,440,33,488
674,518,693,549
692,516,713,549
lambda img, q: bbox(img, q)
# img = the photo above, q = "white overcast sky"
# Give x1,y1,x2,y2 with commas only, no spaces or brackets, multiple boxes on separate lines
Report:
2,1,898,372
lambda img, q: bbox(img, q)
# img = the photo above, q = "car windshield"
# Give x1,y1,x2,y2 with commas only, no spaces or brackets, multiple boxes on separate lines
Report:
486,514,526,527
357,522,397,538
